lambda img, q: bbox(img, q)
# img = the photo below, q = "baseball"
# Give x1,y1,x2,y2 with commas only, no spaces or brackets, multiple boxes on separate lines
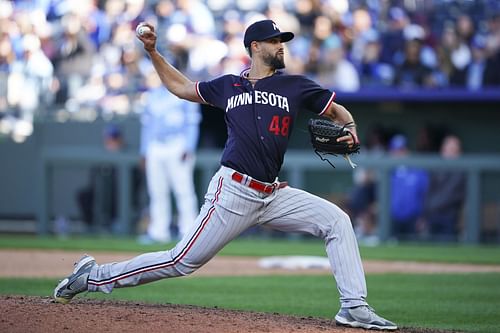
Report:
136,25,151,36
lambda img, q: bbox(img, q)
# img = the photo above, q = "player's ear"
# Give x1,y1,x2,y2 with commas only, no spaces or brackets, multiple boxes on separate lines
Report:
250,41,259,56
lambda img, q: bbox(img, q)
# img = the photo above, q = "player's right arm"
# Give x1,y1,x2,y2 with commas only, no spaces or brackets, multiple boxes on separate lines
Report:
136,23,205,104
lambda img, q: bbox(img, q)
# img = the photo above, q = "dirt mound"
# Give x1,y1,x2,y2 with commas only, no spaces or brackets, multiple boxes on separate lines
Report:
0,295,453,333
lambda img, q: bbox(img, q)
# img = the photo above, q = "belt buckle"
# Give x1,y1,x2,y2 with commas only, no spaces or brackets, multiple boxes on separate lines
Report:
265,183,277,194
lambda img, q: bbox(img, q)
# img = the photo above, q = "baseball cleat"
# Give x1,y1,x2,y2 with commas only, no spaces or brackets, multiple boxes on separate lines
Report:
54,254,96,304
335,305,397,331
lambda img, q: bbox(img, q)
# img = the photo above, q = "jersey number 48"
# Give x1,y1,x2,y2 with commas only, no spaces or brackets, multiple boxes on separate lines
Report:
268,115,291,137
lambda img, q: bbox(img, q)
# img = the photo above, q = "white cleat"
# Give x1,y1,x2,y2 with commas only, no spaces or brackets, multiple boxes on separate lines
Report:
54,254,96,304
335,305,398,331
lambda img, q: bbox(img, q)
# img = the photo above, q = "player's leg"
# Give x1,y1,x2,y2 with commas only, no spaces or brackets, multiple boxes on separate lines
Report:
167,152,198,239
261,186,396,330
86,167,263,294
261,186,367,308
144,142,171,242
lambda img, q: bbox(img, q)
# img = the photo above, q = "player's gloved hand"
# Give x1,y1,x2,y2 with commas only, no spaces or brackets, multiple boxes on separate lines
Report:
336,125,359,148
136,22,157,53
308,118,360,168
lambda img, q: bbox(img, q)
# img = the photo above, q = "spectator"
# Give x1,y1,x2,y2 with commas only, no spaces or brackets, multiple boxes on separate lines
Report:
99,69,131,115
0,35,16,118
76,124,141,233
394,25,433,88
169,0,219,79
348,168,378,245
8,33,54,140
175,0,216,37
379,7,409,65
347,125,389,245
357,29,394,87
349,7,374,66
293,0,321,34
83,0,113,50
422,135,466,242
453,34,489,90
2,0,500,145
483,13,500,86
415,123,448,153
439,23,472,86
304,15,334,77
316,34,360,91
455,14,475,45
52,12,95,105
151,0,178,58
138,68,201,244
389,134,429,240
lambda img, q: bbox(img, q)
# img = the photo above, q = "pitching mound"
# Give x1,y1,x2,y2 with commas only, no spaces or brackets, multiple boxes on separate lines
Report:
1,295,454,333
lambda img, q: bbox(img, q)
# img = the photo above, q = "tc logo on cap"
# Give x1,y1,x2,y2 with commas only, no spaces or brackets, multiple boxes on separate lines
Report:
243,19,294,48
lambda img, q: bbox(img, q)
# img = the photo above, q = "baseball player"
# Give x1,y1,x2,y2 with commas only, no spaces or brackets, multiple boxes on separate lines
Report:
138,67,201,244
54,20,397,331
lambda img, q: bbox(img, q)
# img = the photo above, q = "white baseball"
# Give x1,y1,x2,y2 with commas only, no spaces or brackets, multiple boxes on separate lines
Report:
136,25,151,36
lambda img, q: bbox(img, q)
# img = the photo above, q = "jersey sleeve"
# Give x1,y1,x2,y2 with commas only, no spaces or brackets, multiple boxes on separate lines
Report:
299,76,336,115
196,75,229,110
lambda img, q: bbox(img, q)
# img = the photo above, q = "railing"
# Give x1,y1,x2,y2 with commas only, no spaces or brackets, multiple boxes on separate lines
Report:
282,152,500,243
335,87,500,102
38,147,500,243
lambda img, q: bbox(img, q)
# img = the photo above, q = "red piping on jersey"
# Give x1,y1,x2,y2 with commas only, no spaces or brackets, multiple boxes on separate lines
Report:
318,92,336,116
88,177,224,287
195,81,208,104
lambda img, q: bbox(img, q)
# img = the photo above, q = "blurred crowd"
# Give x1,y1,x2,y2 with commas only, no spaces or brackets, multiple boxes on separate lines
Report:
1,0,500,141
346,130,467,245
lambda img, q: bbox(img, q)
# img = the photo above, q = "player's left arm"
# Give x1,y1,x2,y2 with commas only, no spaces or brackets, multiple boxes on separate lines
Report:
322,102,359,145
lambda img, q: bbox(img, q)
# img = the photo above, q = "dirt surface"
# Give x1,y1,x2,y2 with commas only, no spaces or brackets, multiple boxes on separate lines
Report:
1,249,499,278
1,249,487,333
0,296,459,333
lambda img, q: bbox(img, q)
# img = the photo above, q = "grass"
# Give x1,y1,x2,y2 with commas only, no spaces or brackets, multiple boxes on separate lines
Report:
1,235,500,332
0,234,500,265
1,273,499,333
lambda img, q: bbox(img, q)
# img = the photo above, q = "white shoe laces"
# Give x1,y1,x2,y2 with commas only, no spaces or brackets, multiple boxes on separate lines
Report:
358,305,379,320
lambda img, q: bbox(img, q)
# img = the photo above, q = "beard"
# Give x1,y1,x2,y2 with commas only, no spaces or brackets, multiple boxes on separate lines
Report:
263,52,285,70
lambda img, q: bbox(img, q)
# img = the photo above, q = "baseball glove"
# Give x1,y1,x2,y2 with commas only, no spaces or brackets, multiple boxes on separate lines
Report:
308,118,360,168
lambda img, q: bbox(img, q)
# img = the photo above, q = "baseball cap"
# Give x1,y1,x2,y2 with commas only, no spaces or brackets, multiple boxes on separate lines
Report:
472,34,487,49
389,134,407,151
389,7,407,21
104,124,122,139
243,19,294,48
403,24,425,41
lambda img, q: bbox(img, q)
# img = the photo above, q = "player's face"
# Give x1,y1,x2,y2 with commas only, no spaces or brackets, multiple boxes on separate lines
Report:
259,38,285,69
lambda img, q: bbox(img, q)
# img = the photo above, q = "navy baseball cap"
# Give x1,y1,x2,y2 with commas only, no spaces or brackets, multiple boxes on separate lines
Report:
104,124,122,139
243,20,294,48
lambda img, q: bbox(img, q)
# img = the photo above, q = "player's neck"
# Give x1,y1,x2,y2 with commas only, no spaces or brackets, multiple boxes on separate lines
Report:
245,64,276,82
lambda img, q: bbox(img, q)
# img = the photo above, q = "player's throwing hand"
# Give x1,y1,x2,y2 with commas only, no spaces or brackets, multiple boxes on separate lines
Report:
136,22,156,52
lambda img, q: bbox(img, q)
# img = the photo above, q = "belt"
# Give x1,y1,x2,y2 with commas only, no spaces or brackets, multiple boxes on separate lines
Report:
231,172,288,194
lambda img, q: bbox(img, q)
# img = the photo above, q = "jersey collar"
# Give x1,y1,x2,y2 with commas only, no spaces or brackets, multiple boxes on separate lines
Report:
239,68,283,80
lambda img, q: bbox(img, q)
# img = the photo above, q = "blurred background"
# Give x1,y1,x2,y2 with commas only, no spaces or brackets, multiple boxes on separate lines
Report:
0,0,499,244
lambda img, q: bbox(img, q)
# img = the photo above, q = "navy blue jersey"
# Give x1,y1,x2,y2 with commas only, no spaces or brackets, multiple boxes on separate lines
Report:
197,71,335,182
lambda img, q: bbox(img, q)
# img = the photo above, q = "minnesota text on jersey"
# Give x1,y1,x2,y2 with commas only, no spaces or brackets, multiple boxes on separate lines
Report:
226,90,290,113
